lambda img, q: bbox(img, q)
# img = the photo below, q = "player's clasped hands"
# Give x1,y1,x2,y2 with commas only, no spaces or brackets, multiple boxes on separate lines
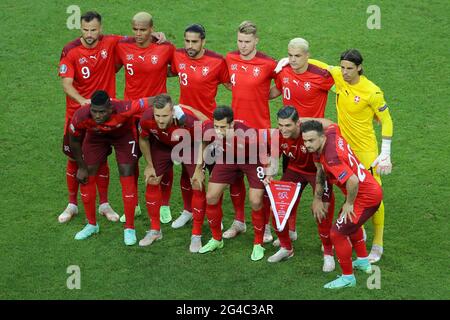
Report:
76,167,89,184
340,202,356,224
144,165,157,185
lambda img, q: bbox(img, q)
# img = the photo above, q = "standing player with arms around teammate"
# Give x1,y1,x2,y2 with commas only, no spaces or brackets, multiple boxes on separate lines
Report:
115,11,176,224
69,91,152,245
308,50,394,263
224,21,278,242
263,107,336,272
58,11,120,224
169,23,247,230
270,37,335,245
301,121,383,289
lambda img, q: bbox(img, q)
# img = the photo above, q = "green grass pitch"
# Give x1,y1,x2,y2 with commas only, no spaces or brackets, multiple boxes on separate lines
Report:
0,0,449,300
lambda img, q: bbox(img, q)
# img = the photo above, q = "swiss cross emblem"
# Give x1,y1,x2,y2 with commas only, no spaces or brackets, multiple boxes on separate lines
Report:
151,55,158,64
126,54,134,61
283,77,289,84
354,96,361,103
101,49,108,59
202,66,209,76
231,64,238,71
179,63,186,70
253,67,261,77
304,82,311,91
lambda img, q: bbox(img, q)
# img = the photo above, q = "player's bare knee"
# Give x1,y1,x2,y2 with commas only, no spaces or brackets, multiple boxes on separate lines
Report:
206,192,220,205
249,197,262,210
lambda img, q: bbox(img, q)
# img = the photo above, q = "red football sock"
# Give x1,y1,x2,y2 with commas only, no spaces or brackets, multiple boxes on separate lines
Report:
262,194,271,225
120,176,137,230
161,167,173,206
66,160,79,205
331,227,353,275
251,208,265,245
272,215,292,250
134,163,140,203
80,176,97,226
205,202,223,241
318,193,335,256
230,177,246,223
350,227,368,258
96,162,109,205
180,169,193,212
145,184,162,231
191,189,206,236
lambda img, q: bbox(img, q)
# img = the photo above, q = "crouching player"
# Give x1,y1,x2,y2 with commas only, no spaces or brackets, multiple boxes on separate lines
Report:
138,94,208,251
199,106,271,261
301,120,382,289
69,90,152,245
263,106,335,271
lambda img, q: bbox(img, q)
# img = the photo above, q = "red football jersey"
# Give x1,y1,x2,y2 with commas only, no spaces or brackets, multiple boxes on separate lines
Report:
116,38,175,100
171,49,229,120
202,120,270,163
279,129,316,174
59,35,123,118
226,51,277,129
139,106,199,147
70,98,149,137
314,124,381,198
275,64,334,118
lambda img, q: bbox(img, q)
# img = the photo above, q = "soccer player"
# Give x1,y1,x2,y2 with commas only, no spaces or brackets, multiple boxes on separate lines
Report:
270,37,335,244
301,120,383,289
169,23,246,231
69,90,152,245
138,94,207,252
224,21,277,242
116,12,176,224
58,11,120,223
199,106,270,261
308,50,394,263
263,107,335,272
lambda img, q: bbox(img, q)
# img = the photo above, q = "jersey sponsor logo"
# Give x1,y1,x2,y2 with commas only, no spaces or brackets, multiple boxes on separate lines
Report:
151,55,158,64
79,57,87,65
241,65,248,72
354,95,361,103
338,171,348,181
89,55,97,60
190,65,197,71
101,49,108,59
126,54,134,61
69,123,75,133
231,64,238,71
253,67,260,77
202,66,209,76
303,81,311,91
60,64,68,74
337,137,345,151
378,104,388,112
293,79,300,87
138,55,145,61
115,123,123,128
179,63,186,70
283,77,289,84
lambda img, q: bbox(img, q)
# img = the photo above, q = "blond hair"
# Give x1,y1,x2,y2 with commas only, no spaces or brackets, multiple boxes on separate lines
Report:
238,21,257,36
288,38,309,53
132,12,153,27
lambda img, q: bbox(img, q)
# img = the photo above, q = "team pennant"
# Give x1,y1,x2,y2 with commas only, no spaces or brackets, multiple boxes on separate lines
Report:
265,180,301,232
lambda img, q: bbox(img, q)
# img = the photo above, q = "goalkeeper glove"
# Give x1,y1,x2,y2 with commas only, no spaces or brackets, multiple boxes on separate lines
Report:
274,57,289,73
371,139,392,175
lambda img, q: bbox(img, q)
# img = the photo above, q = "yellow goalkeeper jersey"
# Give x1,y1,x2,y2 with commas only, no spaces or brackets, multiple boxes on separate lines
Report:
309,59,393,153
